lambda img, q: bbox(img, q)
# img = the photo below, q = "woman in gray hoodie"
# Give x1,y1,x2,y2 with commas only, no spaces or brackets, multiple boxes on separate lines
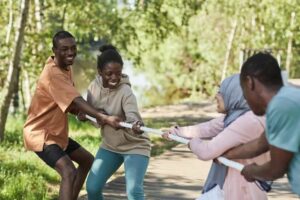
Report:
85,45,151,200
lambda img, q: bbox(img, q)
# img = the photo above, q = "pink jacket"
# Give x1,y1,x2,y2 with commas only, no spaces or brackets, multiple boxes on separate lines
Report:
175,111,269,200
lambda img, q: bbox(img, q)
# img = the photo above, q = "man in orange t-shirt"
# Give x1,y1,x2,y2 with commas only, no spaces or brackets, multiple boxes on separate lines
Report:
23,31,121,200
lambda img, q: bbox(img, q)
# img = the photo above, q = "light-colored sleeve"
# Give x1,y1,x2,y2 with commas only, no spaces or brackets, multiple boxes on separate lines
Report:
175,116,225,139
121,86,142,123
189,112,265,161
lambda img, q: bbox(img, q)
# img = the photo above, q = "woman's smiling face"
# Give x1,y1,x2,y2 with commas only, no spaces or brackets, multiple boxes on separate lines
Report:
99,62,123,89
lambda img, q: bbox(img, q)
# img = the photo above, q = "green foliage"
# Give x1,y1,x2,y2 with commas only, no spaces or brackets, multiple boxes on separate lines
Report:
111,0,300,105
68,115,95,132
2,0,300,107
2,114,25,149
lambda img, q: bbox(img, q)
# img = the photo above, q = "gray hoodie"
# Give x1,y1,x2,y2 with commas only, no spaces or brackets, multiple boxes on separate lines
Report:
87,74,151,157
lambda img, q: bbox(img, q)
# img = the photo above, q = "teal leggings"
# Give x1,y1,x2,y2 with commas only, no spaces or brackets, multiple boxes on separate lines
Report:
86,148,149,200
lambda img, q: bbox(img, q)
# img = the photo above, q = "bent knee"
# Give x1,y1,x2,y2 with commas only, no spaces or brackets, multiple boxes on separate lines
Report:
63,167,77,177
61,167,77,180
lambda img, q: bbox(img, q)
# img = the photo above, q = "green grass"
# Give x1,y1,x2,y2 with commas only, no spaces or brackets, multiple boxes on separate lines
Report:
0,114,183,199
0,160,49,200
0,114,59,199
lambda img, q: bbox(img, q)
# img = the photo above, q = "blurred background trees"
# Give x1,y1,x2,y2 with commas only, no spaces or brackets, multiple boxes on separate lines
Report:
1,0,300,140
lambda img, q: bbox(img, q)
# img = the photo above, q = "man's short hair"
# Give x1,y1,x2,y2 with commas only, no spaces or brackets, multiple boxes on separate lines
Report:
240,52,283,88
52,31,74,48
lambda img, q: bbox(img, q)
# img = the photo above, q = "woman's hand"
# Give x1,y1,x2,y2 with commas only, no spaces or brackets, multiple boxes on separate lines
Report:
132,121,144,135
162,126,180,140
162,132,173,140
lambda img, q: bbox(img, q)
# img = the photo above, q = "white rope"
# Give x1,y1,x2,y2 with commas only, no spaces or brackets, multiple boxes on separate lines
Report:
85,115,243,170
85,115,189,144
217,157,244,171
119,122,190,144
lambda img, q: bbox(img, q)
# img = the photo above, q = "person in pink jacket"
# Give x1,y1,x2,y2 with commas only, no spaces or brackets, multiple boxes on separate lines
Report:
163,74,270,200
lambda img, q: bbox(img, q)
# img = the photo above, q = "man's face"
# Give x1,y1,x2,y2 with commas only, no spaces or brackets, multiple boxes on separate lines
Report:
241,76,266,116
53,37,77,68
99,62,122,89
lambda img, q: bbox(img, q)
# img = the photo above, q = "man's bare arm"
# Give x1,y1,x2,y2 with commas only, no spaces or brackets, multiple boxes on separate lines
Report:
69,97,121,128
223,133,269,159
242,145,293,181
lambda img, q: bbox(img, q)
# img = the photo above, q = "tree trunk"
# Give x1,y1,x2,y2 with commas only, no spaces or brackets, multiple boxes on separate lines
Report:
34,0,44,52
19,74,27,113
61,4,67,29
5,0,14,44
23,70,32,110
285,11,295,77
0,0,30,141
12,67,20,114
19,0,43,111
239,50,244,70
34,0,42,31
221,19,238,81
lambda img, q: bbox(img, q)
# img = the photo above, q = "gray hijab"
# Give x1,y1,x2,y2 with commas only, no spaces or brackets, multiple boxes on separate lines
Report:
220,74,250,127
203,74,250,193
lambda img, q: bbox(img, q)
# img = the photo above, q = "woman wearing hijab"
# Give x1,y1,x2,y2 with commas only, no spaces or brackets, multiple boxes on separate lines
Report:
163,74,269,200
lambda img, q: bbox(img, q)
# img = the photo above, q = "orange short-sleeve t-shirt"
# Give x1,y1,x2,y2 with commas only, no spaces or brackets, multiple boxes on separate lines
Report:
23,57,80,151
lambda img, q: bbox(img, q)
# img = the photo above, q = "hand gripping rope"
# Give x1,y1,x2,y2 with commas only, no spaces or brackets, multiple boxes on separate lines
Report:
85,116,271,192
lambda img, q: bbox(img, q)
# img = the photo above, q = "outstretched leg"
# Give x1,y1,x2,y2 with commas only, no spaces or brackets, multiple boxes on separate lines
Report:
124,154,149,200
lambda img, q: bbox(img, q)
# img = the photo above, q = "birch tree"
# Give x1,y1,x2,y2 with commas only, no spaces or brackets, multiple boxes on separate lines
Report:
0,0,30,141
